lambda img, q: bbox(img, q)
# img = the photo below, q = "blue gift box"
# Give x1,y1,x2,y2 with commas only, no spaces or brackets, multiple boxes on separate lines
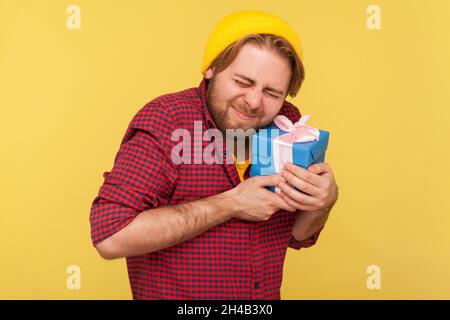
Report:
250,123,330,192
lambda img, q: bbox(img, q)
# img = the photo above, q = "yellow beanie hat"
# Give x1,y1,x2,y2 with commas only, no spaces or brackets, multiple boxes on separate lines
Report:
201,10,303,75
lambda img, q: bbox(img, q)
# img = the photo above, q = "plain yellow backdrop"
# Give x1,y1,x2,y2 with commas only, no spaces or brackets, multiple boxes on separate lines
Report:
1,0,449,299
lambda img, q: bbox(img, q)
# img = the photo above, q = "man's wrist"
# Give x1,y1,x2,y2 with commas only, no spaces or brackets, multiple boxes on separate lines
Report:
218,188,240,220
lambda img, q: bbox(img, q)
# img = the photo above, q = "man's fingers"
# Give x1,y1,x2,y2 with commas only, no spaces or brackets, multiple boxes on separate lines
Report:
281,170,321,197
279,191,315,211
308,162,331,175
250,174,282,187
279,191,300,210
284,162,325,188
272,193,296,212
278,181,316,205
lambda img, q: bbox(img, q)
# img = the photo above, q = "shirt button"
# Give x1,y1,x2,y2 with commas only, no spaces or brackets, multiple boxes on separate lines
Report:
254,282,261,289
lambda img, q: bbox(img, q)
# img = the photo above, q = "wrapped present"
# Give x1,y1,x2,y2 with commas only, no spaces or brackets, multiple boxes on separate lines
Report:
250,115,330,192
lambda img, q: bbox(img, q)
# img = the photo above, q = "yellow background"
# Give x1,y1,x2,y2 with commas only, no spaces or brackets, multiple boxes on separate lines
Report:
1,0,449,299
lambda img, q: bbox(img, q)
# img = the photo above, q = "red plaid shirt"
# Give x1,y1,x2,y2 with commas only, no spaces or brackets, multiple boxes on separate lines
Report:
90,78,321,300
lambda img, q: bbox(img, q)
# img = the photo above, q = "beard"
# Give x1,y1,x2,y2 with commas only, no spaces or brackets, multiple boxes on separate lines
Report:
205,76,270,135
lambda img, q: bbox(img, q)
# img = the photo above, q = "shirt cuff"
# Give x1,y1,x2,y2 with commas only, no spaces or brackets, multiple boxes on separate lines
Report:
288,227,323,250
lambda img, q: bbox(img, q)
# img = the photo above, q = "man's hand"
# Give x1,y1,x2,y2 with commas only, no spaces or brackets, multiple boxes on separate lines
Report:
229,175,297,222
278,162,338,212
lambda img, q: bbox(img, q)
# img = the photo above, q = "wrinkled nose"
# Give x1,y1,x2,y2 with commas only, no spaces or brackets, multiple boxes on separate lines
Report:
243,89,262,114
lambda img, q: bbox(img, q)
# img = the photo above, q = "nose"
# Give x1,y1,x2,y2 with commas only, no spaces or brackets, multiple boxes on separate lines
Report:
243,88,262,113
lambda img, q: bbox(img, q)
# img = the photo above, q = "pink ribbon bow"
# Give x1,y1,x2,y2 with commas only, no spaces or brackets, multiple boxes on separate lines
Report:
273,115,320,143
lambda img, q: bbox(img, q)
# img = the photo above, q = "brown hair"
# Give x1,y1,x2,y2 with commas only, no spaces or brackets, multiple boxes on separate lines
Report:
207,33,305,98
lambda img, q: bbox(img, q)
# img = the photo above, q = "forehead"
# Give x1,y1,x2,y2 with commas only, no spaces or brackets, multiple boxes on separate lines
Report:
226,43,292,91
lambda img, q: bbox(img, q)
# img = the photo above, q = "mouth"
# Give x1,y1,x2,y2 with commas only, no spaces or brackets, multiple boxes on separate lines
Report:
231,105,257,121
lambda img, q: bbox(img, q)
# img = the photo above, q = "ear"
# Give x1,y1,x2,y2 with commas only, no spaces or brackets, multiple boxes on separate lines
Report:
205,67,215,79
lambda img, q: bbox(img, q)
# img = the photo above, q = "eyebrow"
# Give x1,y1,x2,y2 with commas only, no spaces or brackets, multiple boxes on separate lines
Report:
234,73,285,96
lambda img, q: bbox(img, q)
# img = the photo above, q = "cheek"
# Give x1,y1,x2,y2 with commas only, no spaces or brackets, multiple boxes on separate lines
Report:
211,78,237,103
261,100,283,119
227,87,246,104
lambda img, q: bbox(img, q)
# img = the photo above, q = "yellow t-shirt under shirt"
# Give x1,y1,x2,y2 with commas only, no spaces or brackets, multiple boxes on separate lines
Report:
232,154,250,182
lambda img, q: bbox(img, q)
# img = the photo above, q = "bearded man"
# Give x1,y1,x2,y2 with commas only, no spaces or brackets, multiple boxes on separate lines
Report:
90,10,338,300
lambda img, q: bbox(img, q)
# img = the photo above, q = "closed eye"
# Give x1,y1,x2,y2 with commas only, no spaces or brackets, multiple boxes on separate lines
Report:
234,79,251,87
265,91,281,99
234,78,282,99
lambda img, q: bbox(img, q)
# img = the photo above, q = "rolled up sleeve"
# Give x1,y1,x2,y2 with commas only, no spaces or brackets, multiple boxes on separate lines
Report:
288,227,323,250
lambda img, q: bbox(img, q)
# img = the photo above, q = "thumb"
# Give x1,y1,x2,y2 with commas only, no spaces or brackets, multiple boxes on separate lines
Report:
308,162,330,175
272,194,296,212
250,174,282,187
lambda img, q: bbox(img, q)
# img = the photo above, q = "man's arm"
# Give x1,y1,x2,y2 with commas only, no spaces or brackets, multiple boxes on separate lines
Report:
95,173,296,259
291,207,331,241
96,189,236,259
